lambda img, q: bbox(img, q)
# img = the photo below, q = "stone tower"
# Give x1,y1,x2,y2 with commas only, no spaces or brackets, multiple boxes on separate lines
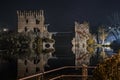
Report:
17,10,46,33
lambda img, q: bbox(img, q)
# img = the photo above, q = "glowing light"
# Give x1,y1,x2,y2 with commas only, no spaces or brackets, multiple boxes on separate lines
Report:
3,28,8,32
104,42,110,45
104,47,111,50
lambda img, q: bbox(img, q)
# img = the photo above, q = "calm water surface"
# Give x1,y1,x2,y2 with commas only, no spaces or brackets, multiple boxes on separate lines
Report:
0,33,116,80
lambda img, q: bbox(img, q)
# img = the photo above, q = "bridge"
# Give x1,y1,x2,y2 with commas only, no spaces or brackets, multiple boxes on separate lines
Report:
18,66,96,80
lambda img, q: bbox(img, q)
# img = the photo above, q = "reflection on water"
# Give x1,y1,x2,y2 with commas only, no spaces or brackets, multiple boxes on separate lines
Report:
0,46,115,79
0,51,54,79
0,31,74,79
72,21,117,67
0,28,55,79
1,23,120,80
0,38,115,80
72,21,96,66
17,53,54,78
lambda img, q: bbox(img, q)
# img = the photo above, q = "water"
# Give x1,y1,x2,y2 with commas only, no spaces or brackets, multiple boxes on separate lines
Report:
0,33,117,80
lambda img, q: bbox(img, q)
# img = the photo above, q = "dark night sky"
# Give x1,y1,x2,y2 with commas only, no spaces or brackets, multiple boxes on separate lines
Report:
0,0,120,32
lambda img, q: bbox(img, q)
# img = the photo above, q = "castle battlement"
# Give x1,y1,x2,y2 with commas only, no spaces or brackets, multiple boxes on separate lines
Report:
17,10,45,33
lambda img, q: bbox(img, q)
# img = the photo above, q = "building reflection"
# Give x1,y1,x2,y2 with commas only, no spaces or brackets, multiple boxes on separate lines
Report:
1,10,120,80
71,21,116,67
72,21,95,66
17,52,54,78
0,10,55,79
16,10,55,78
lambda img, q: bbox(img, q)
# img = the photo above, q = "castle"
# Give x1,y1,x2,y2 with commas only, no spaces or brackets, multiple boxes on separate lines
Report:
17,10,55,78
17,10,47,33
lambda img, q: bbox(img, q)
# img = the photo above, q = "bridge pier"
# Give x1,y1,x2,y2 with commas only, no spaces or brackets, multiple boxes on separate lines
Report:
82,64,88,80
37,75,44,80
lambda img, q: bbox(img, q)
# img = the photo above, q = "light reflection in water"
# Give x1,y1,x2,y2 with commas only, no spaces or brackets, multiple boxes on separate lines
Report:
72,21,118,67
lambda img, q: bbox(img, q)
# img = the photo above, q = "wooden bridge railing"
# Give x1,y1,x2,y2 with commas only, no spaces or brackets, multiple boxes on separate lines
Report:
18,66,96,80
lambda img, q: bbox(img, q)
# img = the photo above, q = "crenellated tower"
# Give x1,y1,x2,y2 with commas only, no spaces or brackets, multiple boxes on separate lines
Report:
17,10,46,33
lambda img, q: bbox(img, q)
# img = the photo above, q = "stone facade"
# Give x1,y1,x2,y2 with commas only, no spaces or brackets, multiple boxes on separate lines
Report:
72,21,91,66
17,10,46,33
17,10,55,78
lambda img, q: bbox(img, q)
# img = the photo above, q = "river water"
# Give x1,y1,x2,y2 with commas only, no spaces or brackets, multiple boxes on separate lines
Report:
0,33,116,80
